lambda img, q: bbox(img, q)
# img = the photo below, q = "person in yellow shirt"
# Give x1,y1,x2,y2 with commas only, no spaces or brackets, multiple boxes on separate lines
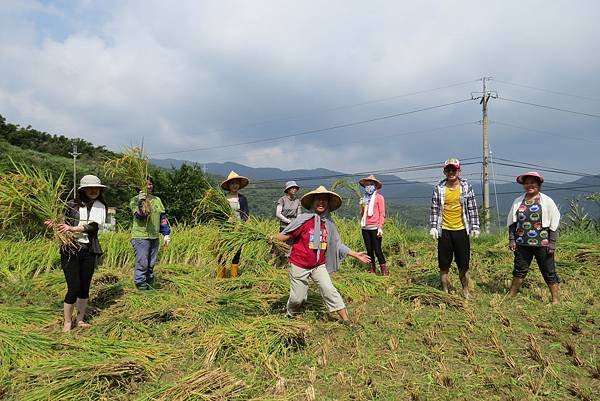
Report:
429,158,480,299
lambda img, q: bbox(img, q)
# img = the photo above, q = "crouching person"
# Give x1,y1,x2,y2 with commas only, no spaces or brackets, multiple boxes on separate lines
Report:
273,186,371,327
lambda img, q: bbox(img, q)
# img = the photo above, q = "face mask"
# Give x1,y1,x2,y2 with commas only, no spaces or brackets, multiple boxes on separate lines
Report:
364,185,376,195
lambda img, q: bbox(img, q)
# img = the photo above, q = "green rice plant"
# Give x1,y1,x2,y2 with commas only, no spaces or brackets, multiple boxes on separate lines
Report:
104,146,151,214
159,226,219,267
136,367,245,401
331,179,362,209
0,238,59,280
215,218,289,266
333,271,387,303
0,325,59,376
192,185,233,223
395,284,465,309
12,357,148,401
197,316,311,364
99,231,135,268
0,159,74,247
0,305,54,326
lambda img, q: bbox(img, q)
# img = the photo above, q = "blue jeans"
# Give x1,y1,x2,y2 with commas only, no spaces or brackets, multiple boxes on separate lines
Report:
132,238,159,285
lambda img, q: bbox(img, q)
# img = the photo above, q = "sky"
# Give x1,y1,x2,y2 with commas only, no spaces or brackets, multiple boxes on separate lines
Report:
1,0,599,184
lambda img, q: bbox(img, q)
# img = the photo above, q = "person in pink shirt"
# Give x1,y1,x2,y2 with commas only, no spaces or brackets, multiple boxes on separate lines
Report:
359,175,388,276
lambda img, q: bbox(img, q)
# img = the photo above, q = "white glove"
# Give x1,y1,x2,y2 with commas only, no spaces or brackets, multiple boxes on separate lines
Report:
377,228,383,237
163,235,171,246
470,230,480,239
138,191,147,200
429,228,439,240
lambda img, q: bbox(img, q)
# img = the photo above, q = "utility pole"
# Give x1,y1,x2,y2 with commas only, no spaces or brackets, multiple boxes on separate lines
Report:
68,141,81,198
471,77,497,232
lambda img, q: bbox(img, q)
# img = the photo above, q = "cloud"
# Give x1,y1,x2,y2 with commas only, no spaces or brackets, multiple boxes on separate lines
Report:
0,0,598,179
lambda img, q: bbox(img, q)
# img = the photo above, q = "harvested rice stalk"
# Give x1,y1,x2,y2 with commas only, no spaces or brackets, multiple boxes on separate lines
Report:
215,218,290,263
395,285,464,309
0,159,74,247
104,146,151,214
193,186,234,223
14,358,147,401
136,367,245,401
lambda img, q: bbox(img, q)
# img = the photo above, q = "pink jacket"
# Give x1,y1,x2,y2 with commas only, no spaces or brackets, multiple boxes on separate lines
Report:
361,192,385,229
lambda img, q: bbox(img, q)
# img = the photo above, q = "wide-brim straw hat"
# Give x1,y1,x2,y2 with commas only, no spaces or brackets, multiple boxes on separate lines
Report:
78,175,107,190
220,171,249,190
516,171,544,184
284,180,300,193
359,174,382,189
300,185,342,211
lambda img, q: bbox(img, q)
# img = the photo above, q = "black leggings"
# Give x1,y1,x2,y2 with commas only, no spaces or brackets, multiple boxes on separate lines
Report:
361,229,386,265
61,248,97,304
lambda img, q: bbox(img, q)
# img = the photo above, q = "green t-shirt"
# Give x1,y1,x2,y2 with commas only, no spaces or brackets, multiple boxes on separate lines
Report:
130,195,166,239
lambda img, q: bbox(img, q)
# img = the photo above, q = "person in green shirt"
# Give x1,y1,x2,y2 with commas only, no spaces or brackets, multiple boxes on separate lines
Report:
130,177,171,290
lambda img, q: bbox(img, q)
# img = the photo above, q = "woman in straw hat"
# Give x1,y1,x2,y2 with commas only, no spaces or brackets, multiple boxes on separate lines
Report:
507,171,561,304
276,180,302,232
45,175,108,332
273,186,371,327
359,175,388,276
219,171,250,278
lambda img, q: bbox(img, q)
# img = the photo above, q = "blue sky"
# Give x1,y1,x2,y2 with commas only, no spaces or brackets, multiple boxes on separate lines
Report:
1,0,599,185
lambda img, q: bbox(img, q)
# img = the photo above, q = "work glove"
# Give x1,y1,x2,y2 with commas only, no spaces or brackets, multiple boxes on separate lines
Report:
470,230,480,239
138,191,146,200
163,235,171,246
377,228,383,237
429,228,439,240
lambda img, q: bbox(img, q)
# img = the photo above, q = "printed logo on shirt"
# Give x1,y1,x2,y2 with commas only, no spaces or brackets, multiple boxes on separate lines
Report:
308,226,328,250
539,231,548,239
524,199,535,206
533,222,542,230
527,230,537,238
529,213,540,221
516,237,525,244
529,204,540,213
518,213,527,222
527,238,539,245
518,205,527,212
516,228,525,236
522,222,532,230
541,239,549,246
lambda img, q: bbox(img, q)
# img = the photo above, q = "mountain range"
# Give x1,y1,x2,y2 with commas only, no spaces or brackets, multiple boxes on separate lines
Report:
152,158,600,218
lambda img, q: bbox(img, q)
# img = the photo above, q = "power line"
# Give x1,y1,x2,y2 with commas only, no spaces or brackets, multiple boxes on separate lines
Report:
150,98,474,156
492,157,600,179
493,79,600,102
492,121,600,143
497,97,600,118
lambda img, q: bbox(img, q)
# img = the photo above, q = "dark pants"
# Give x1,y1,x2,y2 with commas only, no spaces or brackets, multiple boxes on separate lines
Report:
61,248,97,304
232,248,242,264
361,229,386,265
437,229,470,272
132,238,160,285
513,245,560,284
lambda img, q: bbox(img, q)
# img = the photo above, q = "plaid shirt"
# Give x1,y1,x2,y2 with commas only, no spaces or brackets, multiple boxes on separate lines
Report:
430,178,480,234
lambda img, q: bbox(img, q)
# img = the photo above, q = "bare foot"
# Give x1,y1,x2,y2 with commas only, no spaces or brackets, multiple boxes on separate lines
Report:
463,289,471,300
76,321,92,329
62,321,72,332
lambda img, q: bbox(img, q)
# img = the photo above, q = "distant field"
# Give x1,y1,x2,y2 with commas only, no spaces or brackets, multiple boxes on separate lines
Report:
1,220,598,401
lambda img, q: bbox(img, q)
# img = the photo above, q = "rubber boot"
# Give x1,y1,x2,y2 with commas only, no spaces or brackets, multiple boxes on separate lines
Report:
216,265,226,279
548,283,559,304
63,303,74,332
230,263,238,278
368,263,376,274
380,264,389,277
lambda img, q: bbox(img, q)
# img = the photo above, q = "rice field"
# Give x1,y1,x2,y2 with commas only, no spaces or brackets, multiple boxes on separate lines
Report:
0,219,598,400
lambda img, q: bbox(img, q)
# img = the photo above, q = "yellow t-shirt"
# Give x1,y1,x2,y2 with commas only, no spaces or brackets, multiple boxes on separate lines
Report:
442,186,465,230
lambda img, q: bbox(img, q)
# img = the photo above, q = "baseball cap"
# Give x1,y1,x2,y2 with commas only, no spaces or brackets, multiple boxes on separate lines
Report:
443,158,461,170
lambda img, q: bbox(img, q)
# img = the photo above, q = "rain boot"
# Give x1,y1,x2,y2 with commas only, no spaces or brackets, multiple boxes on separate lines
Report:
380,264,389,277
230,263,238,278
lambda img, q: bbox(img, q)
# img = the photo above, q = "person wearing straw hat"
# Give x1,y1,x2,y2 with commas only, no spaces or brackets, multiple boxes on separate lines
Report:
276,180,302,232
429,158,480,299
273,186,371,327
219,171,250,278
359,174,388,276
45,175,108,332
507,172,561,304
130,176,171,291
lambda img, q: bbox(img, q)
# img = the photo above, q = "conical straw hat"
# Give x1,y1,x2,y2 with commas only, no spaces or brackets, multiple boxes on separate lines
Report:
359,174,382,189
220,171,249,190
300,185,342,211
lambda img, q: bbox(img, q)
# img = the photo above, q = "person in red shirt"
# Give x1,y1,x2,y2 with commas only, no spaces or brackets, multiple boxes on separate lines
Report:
273,186,371,327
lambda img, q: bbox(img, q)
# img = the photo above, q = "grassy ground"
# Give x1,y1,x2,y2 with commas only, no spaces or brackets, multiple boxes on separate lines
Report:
0,220,598,400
